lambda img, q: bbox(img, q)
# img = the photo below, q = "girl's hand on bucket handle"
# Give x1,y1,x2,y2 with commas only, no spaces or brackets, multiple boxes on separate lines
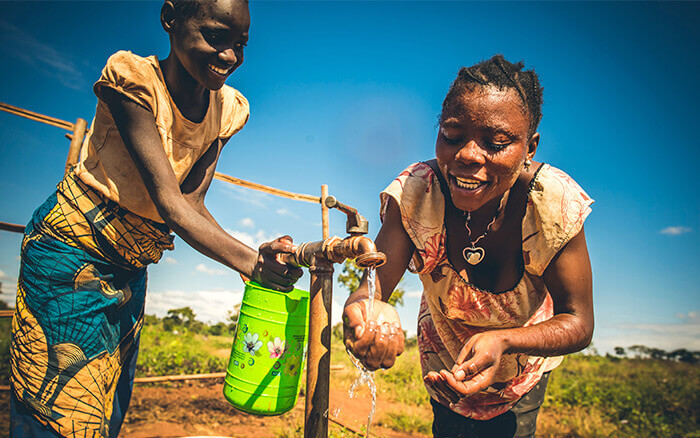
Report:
343,295,405,371
252,236,303,292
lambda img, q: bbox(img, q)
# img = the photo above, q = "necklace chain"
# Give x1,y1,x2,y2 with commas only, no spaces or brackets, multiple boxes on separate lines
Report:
462,192,508,264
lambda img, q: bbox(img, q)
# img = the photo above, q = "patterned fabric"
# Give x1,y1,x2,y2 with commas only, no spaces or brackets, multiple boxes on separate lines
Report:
380,162,593,420
73,50,250,222
10,171,174,437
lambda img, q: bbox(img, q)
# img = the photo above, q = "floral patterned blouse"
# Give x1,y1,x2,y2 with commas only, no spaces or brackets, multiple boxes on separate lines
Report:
380,162,593,420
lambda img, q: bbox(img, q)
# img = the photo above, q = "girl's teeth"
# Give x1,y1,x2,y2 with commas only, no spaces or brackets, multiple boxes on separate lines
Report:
209,65,229,75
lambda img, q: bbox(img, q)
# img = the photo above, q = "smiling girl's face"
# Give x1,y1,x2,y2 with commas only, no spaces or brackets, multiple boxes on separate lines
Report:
435,84,539,213
164,0,250,91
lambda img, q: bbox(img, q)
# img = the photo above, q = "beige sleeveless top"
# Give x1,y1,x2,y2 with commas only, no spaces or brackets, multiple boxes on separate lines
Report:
74,51,250,222
381,162,593,420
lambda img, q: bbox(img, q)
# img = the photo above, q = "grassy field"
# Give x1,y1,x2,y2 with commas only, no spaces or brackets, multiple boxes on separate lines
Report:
135,321,700,437
1,315,699,437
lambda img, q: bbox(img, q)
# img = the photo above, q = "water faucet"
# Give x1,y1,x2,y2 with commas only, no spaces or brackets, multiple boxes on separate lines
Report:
284,193,385,438
283,194,386,269
284,234,386,269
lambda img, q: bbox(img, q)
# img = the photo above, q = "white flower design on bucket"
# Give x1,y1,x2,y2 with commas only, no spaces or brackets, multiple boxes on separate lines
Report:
268,337,286,359
243,332,263,356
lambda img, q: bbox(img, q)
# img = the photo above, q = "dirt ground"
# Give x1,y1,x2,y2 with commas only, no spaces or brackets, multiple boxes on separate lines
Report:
0,381,428,438
121,380,426,438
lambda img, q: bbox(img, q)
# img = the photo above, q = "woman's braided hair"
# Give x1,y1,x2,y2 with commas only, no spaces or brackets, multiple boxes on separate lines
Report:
441,54,543,137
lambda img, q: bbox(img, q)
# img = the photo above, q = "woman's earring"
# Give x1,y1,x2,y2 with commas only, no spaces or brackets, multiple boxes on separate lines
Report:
524,158,532,171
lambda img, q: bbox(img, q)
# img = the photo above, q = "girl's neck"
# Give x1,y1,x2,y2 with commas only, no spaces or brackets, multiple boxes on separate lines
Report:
159,55,209,121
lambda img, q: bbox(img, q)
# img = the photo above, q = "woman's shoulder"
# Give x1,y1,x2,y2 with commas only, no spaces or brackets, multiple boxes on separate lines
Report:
381,162,439,208
381,161,445,258
523,163,594,275
529,164,592,202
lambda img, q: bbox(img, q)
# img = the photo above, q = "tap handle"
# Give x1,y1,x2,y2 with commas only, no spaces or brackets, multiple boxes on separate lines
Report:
324,195,369,235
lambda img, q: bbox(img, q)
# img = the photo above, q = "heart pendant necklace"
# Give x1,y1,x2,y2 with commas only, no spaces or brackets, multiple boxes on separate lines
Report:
462,193,508,265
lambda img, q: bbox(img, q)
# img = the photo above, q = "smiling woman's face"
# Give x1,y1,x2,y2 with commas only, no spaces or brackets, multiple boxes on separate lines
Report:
436,84,537,213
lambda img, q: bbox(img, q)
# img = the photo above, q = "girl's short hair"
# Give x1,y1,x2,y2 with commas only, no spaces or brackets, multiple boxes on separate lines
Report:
441,54,544,136
170,0,201,21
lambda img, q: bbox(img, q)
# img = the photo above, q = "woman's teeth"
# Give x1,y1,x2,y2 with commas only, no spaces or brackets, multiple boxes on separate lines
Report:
454,176,483,190
209,64,230,75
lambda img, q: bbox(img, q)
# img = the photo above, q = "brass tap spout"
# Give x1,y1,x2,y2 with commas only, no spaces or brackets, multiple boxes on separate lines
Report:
325,235,386,268
283,235,386,269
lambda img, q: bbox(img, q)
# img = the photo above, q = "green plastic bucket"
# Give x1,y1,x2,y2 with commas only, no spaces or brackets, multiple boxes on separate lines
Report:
223,281,309,416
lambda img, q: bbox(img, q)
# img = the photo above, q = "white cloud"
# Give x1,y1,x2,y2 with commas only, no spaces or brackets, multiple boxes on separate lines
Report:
0,269,7,279
677,311,698,321
146,288,244,324
0,281,18,307
276,208,298,218
163,257,178,265
405,289,422,299
0,19,89,91
194,263,228,276
659,226,693,236
225,228,280,249
238,217,255,228
217,184,271,208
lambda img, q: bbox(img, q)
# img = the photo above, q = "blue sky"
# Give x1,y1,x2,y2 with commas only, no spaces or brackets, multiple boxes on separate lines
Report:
0,1,698,354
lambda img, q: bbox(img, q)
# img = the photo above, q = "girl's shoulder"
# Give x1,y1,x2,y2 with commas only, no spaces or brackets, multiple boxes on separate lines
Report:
94,51,161,111
217,85,250,139
102,50,159,80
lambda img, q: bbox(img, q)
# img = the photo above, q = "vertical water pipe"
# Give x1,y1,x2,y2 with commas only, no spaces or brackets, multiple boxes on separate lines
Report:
64,118,87,175
305,184,332,437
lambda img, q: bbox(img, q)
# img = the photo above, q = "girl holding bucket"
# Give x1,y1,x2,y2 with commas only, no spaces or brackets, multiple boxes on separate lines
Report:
343,55,594,437
10,1,302,436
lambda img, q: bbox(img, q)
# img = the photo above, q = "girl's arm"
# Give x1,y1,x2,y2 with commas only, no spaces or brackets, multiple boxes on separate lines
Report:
102,87,301,290
343,197,413,370
436,226,594,398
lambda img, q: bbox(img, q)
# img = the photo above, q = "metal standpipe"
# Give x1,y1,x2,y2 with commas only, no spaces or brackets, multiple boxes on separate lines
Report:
305,257,334,438
282,195,386,438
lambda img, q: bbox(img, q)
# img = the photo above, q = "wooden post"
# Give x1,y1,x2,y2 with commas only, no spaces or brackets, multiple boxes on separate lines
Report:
321,185,329,240
64,118,87,175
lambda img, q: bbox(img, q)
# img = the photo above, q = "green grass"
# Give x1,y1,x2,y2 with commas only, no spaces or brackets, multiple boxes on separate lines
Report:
542,354,700,437
0,316,10,385
2,313,698,437
136,322,231,376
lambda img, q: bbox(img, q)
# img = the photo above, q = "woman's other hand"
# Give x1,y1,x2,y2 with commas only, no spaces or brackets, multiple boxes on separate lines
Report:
343,292,405,371
440,331,507,399
251,235,303,292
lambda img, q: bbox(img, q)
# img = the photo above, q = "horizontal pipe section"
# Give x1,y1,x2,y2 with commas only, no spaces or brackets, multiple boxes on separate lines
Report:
214,172,320,204
0,222,25,233
0,101,76,131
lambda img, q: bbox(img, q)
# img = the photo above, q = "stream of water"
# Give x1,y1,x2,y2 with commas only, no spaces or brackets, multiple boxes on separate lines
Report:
345,267,378,437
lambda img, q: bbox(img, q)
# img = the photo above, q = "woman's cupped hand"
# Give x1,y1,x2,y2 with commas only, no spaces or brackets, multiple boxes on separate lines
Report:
343,291,405,371
424,331,508,406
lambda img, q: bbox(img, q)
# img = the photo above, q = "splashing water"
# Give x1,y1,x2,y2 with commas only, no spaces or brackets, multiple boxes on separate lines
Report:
346,267,378,438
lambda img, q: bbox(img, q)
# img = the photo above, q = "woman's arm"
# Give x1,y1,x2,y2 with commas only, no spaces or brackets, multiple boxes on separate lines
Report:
102,88,301,290
343,196,414,370
437,226,594,398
